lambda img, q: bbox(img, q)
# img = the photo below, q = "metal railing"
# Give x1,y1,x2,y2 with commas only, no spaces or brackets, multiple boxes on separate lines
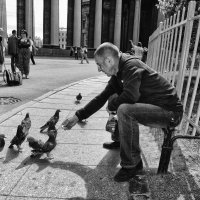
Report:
147,1,200,158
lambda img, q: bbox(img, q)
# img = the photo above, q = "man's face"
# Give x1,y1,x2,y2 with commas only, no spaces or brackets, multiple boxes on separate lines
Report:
95,56,115,77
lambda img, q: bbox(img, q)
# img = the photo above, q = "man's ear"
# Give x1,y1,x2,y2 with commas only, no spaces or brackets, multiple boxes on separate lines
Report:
106,56,114,65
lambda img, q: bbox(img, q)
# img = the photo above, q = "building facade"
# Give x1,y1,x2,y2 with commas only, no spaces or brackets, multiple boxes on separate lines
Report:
13,0,160,53
67,0,159,52
59,28,67,49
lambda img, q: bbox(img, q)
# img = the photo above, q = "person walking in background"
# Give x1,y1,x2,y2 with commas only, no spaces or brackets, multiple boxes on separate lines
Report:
0,28,7,72
80,45,89,64
18,29,31,79
8,30,19,73
74,46,78,60
70,46,74,57
129,40,145,60
79,46,84,64
29,36,38,65
0,35,4,71
141,47,148,63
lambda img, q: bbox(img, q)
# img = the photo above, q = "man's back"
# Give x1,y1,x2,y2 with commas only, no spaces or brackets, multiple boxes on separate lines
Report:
8,35,18,55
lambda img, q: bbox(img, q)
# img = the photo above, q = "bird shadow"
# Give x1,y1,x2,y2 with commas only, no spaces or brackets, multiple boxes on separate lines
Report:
3,148,20,163
75,100,80,105
15,155,51,171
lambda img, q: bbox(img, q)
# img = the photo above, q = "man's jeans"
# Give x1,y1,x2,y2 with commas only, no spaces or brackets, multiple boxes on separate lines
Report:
11,54,18,73
112,103,182,169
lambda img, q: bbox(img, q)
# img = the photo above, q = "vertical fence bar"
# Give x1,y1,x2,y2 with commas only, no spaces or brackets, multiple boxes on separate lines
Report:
163,16,173,78
154,23,163,71
169,11,180,83
157,22,164,73
177,1,196,98
166,14,176,81
172,7,186,86
160,19,169,75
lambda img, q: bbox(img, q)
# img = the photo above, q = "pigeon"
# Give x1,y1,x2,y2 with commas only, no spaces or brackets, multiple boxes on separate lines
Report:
29,122,58,159
0,134,6,152
8,125,27,151
21,113,31,134
76,93,82,103
40,109,61,133
27,136,44,152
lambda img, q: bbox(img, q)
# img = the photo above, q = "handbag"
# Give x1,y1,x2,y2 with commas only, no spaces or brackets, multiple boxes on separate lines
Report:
3,64,22,86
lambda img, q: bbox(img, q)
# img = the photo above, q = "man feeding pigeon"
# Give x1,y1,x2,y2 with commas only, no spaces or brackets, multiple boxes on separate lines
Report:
61,42,183,182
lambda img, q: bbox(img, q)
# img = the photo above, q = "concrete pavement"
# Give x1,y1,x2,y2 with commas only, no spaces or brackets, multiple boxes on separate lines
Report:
0,75,200,200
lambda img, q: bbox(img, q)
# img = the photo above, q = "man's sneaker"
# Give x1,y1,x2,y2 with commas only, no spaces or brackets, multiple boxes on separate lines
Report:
114,160,143,182
103,141,120,150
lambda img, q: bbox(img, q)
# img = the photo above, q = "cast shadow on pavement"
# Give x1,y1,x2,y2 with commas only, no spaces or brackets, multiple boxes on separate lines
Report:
3,148,21,163
15,150,124,200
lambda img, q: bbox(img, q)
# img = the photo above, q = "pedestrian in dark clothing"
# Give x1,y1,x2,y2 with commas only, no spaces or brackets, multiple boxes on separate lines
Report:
70,46,74,57
29,36,38,65
8,30,19,73
18,29,31,79
61,42,183,182
74,46,78,60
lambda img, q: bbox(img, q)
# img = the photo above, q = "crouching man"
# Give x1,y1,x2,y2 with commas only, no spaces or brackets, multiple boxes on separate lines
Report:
62,42,183,182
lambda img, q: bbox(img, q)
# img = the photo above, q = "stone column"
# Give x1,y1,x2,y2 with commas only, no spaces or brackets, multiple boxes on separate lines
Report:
88,0,96,48
25,0,34,38
17,0,25,36
132,0,141,44
0,0,7,72
94,0,102,48
43,0,51,45
0,0,7,36
114,0,122,49
67,0,74,46
51,0,59,46
73,0,81,47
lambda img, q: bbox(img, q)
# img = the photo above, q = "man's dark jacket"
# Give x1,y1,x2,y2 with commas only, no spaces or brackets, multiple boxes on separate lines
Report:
8,35,19,55
75,53,183,121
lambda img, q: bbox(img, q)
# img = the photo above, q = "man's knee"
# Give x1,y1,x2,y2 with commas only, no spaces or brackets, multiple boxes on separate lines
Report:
117,104,130,118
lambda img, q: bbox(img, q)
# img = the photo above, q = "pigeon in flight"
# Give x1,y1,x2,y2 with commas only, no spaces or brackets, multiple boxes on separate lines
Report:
0,134,6,152
9,125,27,151
75,93,82,104
40,109,61,133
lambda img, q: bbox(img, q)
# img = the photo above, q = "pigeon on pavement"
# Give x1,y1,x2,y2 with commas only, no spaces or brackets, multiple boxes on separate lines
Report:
9,125,27,151
21,113,31,134
30,122,58,159
40,109,61,133
0,134,6,152
76,93,82,104
27,136,44,154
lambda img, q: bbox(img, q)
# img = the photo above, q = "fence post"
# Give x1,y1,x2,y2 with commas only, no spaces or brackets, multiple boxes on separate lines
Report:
176,1,196,98
154,22,163,71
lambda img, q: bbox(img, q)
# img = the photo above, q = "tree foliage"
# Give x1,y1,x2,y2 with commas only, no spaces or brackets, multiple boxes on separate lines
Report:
156,0,190,17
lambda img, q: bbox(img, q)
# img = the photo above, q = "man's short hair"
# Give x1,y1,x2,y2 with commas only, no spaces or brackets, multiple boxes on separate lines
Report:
94,42,119,58
12,30,16,34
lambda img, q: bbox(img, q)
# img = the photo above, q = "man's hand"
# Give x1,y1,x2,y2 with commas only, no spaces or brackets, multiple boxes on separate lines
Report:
61,115,79,130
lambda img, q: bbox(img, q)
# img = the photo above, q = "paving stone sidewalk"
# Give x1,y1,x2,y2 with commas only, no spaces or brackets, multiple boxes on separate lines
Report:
0,75,200,200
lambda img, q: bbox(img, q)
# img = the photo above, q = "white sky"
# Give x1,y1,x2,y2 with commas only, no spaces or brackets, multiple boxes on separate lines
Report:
6,0,68,39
